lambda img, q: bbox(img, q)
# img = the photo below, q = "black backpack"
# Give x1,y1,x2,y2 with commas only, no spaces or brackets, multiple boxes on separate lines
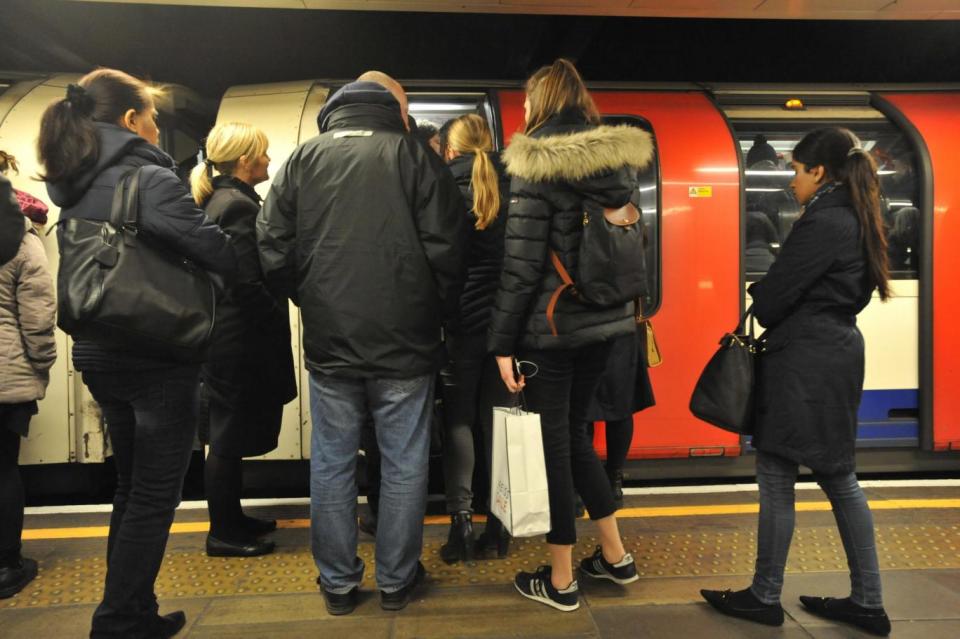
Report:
546,199,647,336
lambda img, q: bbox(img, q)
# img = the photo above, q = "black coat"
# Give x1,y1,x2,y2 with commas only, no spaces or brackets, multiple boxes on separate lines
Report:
48,123,236,371
586,328,655,422
447,152,509,336
257,83,468,378
200,176,297,457
749,184,875,475
487,113,655,355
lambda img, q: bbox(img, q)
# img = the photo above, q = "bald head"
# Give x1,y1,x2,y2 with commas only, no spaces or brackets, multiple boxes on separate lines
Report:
357,70,409,130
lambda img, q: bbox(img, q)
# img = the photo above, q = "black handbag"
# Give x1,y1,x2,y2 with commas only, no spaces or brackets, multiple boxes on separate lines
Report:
56,167,216,362
689,306,758,434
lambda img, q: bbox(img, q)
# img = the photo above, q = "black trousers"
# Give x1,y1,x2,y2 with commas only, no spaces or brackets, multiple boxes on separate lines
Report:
83,367,199,639
519,342,616,545
0,420,24,566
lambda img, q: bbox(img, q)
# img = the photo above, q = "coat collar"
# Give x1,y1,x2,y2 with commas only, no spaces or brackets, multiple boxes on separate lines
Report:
212,175,261,204
503,124,654,183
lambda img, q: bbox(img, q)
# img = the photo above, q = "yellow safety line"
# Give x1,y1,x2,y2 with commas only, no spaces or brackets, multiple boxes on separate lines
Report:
21,499,960,541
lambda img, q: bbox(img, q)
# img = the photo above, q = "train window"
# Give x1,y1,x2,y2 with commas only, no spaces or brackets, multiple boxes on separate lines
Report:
603,115,660,314
732,121,920,280
406,93,494,149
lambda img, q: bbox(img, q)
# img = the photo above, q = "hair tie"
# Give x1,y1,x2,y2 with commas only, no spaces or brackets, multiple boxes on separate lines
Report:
65,83,95,116
847,146,865,158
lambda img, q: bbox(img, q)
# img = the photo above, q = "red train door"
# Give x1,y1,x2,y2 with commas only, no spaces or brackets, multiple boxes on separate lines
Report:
496,90,742,459
880,93,960,452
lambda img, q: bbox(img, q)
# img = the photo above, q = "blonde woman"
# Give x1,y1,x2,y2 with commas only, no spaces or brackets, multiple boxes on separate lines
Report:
439,114,513,563
190,123,296,558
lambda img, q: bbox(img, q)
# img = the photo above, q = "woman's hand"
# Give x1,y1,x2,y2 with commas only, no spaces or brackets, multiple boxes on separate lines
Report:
496,355,525,393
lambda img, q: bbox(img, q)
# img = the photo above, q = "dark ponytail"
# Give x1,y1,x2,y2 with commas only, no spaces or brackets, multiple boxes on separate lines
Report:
37,68,153,184
792,127,890,301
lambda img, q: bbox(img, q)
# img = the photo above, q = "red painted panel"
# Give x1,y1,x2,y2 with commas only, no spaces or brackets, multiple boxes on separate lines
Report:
882,93,960,451
496,90,742,458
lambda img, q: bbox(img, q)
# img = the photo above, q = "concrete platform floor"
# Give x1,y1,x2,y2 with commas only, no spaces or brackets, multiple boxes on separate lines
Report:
2,483,959,638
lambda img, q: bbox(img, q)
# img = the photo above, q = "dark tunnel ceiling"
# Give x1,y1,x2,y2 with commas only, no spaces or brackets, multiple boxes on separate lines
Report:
1,0,959,99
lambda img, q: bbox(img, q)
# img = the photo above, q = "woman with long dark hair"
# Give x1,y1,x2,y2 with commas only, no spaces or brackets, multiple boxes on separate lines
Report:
39,68,235,638
490,59,653,611
701,127,892,636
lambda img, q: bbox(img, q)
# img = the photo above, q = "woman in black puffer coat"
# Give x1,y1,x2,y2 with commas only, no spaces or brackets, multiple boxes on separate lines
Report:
437,114,513,564
190,122,297,559
40,69,236,639
489,60,653,612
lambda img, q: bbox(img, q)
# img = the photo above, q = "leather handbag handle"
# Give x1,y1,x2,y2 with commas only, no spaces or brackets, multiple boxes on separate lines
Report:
546,250,575,337
109,168,142,231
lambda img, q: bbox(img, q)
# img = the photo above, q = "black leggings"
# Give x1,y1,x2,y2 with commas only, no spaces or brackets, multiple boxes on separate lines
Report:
0,427,23,565
587,418,634,473
205,452,248,541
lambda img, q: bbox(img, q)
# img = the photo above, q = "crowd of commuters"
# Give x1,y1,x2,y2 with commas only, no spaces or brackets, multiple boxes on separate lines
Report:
0,58,893,638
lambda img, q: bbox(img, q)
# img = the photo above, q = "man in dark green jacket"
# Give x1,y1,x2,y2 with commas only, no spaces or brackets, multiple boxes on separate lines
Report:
257,71,467,615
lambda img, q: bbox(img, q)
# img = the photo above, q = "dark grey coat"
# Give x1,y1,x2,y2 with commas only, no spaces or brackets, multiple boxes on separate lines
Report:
749,184,875,475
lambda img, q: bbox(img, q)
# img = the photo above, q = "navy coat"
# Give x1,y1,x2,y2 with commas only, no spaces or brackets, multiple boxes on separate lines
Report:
749,184,876,475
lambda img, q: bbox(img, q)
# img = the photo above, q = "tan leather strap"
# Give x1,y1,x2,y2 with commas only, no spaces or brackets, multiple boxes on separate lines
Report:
546,251,575,337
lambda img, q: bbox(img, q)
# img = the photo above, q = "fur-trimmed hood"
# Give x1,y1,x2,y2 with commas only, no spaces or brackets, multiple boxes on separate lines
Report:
503,124,654,183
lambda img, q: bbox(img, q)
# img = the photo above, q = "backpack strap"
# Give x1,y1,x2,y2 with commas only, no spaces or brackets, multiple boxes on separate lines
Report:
546,250,575,337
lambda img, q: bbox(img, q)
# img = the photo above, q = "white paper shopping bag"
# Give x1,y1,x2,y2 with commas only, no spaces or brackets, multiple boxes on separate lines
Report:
490,406,551,538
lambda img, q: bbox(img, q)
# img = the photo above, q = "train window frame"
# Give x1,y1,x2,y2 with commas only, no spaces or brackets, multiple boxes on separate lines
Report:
602,114,662,316
732,119,921,282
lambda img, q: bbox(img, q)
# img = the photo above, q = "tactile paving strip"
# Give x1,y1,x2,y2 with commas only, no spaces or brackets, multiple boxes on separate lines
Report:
5,523,957,608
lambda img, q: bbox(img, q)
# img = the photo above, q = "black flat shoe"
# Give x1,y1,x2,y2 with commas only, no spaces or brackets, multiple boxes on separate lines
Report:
800,595,891,636
318,579,359,616
241,515,277,536
700,588,784,627
440,512,474,564
151,610,186,638
206,534,275,557
0,557,37,599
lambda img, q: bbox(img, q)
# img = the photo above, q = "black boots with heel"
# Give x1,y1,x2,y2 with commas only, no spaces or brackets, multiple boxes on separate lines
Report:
475,515,511,559
440,511,475,564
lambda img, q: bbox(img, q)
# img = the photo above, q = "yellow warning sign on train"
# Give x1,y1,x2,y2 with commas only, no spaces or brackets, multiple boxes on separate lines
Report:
688,186,713,198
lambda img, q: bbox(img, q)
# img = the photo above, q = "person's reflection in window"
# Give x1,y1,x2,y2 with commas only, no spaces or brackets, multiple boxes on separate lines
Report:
745,210,778,274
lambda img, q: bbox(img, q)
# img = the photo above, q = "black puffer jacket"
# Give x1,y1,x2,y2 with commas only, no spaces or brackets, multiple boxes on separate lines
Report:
749,184,875,475
48,123,236,371
257,82,468,378
447,152,509,335
488,113,654,355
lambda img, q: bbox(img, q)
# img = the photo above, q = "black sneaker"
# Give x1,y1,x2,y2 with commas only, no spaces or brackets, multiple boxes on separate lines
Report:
317,578,359,616
579,546,639,585
701,587,785,627
380,562,426,611
514,566,580,612
800,596,891,636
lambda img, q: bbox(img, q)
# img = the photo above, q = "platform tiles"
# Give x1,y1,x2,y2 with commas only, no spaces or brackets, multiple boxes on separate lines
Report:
1,486,959,638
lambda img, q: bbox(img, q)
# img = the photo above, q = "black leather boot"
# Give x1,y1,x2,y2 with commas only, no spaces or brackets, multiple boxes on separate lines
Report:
475,515,511,559
440,511,474,564
0,556,37,599
607,468,624,510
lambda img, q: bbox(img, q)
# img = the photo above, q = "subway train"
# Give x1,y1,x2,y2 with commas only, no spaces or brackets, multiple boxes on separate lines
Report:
1,73,958,488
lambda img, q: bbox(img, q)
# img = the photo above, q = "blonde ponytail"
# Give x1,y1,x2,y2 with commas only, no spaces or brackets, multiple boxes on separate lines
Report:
190,121,269,205
446,114,500,229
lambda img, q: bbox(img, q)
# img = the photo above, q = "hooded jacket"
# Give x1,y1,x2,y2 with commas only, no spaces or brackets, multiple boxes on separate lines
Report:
48,123,236,371
1,175,56,404
447,151,509,336
258,81,468,378
487,113,654,354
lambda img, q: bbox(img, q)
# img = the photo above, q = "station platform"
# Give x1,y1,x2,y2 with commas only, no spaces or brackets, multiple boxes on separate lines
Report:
2,482,958,638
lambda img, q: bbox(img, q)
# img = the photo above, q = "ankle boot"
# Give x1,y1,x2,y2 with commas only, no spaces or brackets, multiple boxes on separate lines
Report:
475,515,511,559
607,468,624,509
440,511,474,564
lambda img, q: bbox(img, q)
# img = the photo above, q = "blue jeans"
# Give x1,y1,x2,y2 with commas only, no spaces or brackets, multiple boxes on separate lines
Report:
83,367,199,639
750,451,883,608
309,372,433,594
